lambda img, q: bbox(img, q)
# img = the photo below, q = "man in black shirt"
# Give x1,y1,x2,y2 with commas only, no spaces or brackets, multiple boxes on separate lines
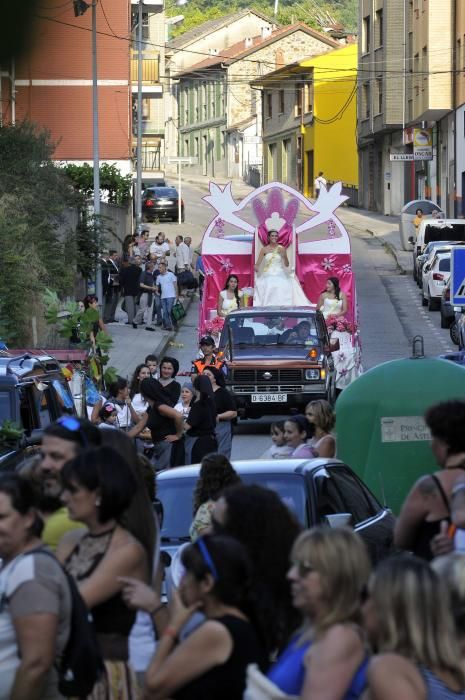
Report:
102,250,120,323
134,261,157,328
119,257,141,327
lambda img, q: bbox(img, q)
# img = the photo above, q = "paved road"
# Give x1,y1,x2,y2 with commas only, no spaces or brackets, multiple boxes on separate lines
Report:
150,183,456,459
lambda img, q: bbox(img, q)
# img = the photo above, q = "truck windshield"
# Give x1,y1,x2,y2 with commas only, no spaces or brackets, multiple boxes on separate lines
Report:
221,314,320,347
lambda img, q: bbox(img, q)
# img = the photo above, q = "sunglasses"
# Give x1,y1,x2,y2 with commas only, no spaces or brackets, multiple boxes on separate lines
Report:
196,538,219,581
56,416,88,447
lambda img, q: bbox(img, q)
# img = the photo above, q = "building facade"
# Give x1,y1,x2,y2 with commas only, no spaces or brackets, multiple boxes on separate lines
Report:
256,43,358,199
176,24,338,181
1,1,132,174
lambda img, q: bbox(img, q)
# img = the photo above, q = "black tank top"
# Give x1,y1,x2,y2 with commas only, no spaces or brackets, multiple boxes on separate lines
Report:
174,615,266,700
411,472,460,561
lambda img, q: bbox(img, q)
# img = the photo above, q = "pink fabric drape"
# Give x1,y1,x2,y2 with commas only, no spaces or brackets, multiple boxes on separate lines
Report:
257,222,293,248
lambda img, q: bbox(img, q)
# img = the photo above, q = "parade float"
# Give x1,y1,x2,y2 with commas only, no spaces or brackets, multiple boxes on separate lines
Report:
199,181,362,402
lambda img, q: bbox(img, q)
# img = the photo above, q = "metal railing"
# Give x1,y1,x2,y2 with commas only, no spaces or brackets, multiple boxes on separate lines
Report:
130,51,160,84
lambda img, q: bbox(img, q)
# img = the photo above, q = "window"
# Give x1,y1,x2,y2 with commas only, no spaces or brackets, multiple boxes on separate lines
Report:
295,82,304,117
305,82,313,113
194,136,199,157
142,98,150,120
313,467,379,526
375,9,383,47
210,82,216,118
266,91,272,118
463,35,465,70
362,83,370,119
202,82,207,119
195,86,199,121
362,15,371,53
282,138,291,182
184,138,189,157
422,46,427,92
376,77,383,114
268,143,276,181
279,89,285,114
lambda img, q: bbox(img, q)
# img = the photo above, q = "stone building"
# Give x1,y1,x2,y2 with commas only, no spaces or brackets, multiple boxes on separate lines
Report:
175,23,338,182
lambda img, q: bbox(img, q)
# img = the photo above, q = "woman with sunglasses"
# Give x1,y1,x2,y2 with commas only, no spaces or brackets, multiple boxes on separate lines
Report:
144,534,266,699
266,527,370,699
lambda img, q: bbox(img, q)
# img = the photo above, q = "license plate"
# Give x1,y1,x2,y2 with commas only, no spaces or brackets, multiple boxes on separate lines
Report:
159,199,172,204
251,393,288,403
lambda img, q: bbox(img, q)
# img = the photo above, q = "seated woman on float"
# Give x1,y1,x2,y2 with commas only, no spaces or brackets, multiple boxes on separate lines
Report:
217,275,243,318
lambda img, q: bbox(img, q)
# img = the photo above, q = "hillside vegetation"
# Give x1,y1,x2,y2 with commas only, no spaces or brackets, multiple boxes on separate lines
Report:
168,0,358,38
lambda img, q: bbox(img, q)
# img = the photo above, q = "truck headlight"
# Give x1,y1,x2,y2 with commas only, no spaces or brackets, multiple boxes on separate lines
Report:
305,369,320,380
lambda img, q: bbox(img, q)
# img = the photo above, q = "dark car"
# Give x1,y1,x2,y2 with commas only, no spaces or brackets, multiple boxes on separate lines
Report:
157,459,395,571
218,307,336,418
0,353,76,469
440,278,455,329
142,186,184,222
453,308,465,350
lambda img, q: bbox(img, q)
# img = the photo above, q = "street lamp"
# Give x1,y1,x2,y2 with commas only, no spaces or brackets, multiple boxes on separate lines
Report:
73,0,102,304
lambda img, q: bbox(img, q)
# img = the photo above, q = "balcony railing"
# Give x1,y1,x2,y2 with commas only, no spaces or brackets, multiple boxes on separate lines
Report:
131,51,160,85
132,139,162,172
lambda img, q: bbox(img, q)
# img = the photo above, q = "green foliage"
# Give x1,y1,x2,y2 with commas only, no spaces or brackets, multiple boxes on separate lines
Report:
75,212,111,280
0,420,24,446
63,162,133,206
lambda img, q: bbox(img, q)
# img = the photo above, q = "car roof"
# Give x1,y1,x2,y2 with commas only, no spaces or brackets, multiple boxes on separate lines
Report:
157,458,345,481
0,353,61,379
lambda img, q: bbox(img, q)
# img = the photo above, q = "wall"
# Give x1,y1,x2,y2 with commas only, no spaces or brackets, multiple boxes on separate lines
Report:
2,2,131,164
456,105,465,217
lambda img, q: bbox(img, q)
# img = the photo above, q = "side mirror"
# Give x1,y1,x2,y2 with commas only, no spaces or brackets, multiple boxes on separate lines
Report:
408,236,415,244
325,513,353,529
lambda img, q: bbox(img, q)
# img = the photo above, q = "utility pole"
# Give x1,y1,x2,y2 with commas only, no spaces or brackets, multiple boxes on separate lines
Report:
92,0,103,305
135,0,144,233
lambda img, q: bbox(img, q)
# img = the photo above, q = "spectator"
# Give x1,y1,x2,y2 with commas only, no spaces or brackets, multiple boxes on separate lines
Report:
83,294,107,348
129,363,151,416
58,446,147,700
284,416,316,458
145,354,159,378
134,227,150,258
364,555,465,699
184,236,193,268
0,474,72,700
158,356,181,405
203,366,237,459
174,235,190,274
184,375,218,464
212,483,302,655
133,260,157,328
38,417,101,549
314,171,327,198
305,399,336,457
144,535,266,699
414,207,424,233
129,378,183,471
102,250,120,323
146,259,163,331
190,453,240,541
157,261,178,331
191,335,224,375
395,400,465,560
260,421,293,459
98,401,119,429
119,257,142,328
108,376,141,430
266,527,370,698
432,553,465,658
150,232,171,260
172,383,195,467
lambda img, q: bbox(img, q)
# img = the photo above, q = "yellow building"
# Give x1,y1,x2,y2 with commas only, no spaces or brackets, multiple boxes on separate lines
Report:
253,42,358,200
301,44,358,198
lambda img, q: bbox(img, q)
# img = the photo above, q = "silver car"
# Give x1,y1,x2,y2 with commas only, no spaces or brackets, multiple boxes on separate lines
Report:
399,199,444,251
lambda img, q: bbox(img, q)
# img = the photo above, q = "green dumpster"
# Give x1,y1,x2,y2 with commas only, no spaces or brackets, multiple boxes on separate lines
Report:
336,353,465,515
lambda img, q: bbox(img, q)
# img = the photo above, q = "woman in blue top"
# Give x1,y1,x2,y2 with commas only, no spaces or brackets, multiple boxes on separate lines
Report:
267,526,370,698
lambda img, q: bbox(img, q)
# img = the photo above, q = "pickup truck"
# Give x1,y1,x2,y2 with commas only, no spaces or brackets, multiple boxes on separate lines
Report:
218,307,336,419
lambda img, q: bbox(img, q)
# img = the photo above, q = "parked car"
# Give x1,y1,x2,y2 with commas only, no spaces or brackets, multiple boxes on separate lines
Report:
413,220,465,265
142,186,184,222
440,278,456,328
414,240,457,286
399,199,444,251
218,307,336,418
451,308,465,350
422,251,451,310
157,459,395,569
0,353,76,470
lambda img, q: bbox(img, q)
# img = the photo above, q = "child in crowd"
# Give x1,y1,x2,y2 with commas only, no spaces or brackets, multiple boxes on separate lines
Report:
98,402,119,429
145,354,158,378
260,421,294,459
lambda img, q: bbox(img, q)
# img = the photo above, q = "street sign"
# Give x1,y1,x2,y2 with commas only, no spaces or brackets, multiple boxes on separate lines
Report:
389,153,428,161
166,156,198,165
451,247,465,305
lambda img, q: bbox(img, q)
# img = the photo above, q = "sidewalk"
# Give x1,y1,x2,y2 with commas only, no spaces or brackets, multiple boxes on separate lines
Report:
107,296,193,379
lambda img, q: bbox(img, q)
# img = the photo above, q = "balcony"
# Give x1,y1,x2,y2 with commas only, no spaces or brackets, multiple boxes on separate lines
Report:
131,51,162,95
132,138,162,174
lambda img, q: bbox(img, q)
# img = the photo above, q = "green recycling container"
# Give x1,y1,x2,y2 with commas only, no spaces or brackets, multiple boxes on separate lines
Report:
336,355,465,515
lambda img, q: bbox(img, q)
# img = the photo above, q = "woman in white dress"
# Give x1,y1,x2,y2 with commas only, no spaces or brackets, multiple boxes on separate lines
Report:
254,230,310,307
217,274,243,317
317,277,348,319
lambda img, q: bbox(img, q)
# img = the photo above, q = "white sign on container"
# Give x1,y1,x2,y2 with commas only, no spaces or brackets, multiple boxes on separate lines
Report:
381,416,431,443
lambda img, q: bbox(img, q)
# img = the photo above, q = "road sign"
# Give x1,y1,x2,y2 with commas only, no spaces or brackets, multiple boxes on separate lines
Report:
166,156,198,165
451,247,465,305
389,153,428,161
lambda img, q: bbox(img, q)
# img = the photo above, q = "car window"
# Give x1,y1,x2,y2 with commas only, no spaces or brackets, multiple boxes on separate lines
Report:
158,472,308,540
313,467,379,524
32,384,55,430
421,202,441,214
0,391,12,425
149,188,177,197
438,258,451,272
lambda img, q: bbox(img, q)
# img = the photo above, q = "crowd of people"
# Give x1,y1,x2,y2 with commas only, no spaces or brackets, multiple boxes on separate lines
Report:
3,404,465,699
100,230,197,332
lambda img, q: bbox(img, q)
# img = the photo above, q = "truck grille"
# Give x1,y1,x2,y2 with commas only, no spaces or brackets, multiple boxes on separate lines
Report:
232,369,304,383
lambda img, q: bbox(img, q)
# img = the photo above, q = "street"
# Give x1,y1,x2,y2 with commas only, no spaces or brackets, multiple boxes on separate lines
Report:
145,181,456,460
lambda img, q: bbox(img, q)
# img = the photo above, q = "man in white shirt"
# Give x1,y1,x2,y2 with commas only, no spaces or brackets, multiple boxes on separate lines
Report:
314,171,327,198
156,261,178,330
174,235,190,273
184,236,194,268
149,232,171,259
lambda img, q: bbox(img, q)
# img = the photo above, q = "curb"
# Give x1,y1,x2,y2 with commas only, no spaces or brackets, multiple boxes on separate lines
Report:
366,228,407,276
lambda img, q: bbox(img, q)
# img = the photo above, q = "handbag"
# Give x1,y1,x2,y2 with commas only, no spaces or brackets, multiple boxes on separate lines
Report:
171,300,186,321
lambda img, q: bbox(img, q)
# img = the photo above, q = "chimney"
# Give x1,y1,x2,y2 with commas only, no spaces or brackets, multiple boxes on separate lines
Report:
244,36,253,48
261,25,272,39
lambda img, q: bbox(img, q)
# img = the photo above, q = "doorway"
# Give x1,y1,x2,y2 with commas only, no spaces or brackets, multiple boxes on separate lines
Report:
306,150,314,197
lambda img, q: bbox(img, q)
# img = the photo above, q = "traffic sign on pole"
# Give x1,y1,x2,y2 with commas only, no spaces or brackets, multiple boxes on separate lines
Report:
450,247,465,306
